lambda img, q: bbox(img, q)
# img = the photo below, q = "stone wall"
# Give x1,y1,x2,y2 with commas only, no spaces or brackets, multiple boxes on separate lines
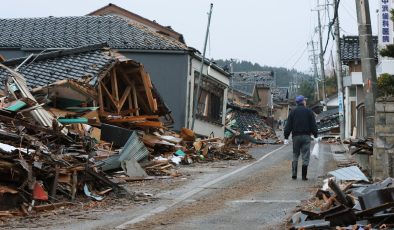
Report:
371,97,394,180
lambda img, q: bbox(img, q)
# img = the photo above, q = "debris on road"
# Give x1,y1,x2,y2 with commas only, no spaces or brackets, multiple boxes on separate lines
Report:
345,138,374,156
289,165,394,229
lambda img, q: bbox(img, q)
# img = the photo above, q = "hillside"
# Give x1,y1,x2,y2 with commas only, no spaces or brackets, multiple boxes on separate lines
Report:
213,59,312,87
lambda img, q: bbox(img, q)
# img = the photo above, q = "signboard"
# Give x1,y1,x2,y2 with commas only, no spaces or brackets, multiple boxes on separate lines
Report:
380,0,392,45
338,92,344,115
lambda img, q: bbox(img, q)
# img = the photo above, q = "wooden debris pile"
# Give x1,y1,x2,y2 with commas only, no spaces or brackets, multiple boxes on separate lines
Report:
225,104,282,145
344,138,374,156
140,128,253,176
289,166,394,229
0,118,125,216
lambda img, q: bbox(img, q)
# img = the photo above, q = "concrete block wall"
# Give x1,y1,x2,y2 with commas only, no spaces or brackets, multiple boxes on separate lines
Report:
371,98,394,180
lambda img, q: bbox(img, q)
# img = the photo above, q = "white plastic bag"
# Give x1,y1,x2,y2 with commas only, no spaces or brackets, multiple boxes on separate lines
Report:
311,142,319,159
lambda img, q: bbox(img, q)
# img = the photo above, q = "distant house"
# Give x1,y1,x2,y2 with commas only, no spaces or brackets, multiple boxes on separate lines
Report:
272,87,289,121
230,71,289,119
340,35,378,138
0,16,229,137
228,82,258,106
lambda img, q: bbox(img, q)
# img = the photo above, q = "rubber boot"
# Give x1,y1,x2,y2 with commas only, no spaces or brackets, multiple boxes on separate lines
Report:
291,162,297,179
302,165,308,181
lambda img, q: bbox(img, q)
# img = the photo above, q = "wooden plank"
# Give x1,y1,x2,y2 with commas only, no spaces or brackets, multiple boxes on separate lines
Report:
128,92,134,116
118,86,131,110
101,83,119,112
133,121,164,129
140,70,155,112
131,81,139,116
111,69,119,101
107,115,159,123
50,166,59,201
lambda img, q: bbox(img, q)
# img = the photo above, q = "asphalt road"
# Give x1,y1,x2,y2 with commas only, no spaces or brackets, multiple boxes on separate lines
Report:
113,142,336,230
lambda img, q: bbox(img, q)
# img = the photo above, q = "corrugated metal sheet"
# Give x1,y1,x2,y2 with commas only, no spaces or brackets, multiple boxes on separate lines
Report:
100,131,149,171
328,166,369,182
119,132,149,162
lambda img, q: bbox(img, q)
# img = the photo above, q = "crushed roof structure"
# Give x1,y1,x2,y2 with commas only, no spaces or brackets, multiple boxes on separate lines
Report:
0,44,170,116
340,36,378,64
0,16,187,50
0,44,113,89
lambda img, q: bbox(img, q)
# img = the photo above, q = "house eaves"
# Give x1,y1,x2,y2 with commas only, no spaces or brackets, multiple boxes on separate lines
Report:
189,51,231,78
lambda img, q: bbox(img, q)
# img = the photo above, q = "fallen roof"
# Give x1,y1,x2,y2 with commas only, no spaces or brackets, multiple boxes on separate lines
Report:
0,44,115,89
0,16,187,51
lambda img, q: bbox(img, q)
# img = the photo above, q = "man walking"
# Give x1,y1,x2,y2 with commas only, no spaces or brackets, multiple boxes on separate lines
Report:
284,95,318,180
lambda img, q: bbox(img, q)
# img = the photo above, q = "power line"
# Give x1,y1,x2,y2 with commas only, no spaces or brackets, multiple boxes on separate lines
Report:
291,45,308,69
322,0,340,55
340,0,357,22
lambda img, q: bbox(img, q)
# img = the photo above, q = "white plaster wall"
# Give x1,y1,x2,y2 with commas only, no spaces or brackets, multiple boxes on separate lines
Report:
193,119,225,138
184,56,229,137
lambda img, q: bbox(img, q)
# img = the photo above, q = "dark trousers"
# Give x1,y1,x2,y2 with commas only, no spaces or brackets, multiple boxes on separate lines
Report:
292,135,311,177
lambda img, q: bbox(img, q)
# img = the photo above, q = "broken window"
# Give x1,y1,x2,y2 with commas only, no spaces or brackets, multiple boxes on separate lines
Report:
194,71,225,125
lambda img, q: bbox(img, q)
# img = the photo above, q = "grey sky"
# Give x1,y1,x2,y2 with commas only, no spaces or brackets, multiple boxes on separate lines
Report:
1,0,378,73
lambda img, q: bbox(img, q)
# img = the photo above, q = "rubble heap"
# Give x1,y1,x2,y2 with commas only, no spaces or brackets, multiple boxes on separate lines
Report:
290,166,394,229
0,47,253,217
225,104,281,144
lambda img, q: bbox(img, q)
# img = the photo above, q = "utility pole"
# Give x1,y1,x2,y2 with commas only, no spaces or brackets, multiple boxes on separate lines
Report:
309,40,320,101
191,3,213,130
333,0,345,140
355,0,377,138
317,6,327,111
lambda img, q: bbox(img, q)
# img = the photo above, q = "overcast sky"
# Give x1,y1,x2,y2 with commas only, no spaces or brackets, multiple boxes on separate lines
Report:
1,0,378,73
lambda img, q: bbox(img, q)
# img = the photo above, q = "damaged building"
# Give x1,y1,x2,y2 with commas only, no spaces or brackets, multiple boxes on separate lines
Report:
0,15,230,137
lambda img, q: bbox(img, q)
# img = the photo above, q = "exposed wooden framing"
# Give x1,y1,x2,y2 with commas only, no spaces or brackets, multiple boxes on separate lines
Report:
98,82,105,113
101,82,118,110
119,69,133,85
128,93,134,116
118,86,131,111
111,69,119,101
131,81,139,116
119,108,139,116
140,70,155,112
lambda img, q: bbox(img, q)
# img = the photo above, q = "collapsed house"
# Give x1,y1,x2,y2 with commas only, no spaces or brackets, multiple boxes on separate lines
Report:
0,44,169,123
0,44,171,212
0,15,230,137
225,103,281,144
0,45,248,216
